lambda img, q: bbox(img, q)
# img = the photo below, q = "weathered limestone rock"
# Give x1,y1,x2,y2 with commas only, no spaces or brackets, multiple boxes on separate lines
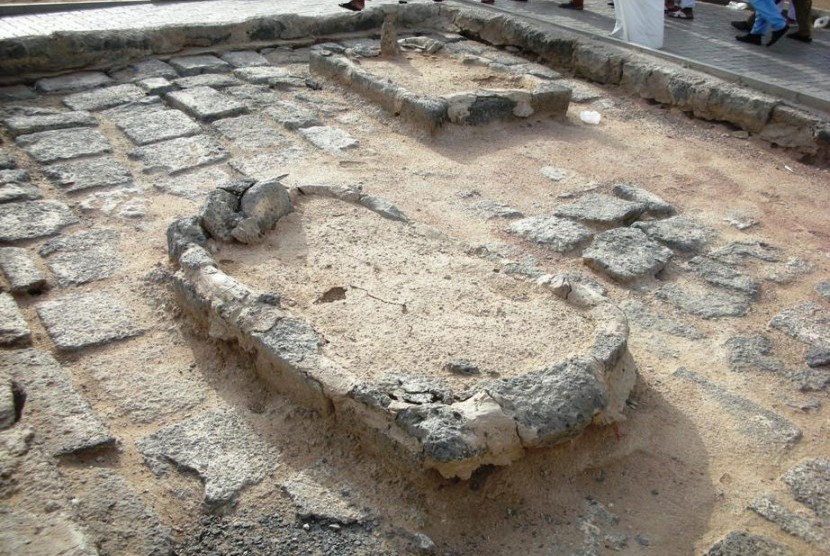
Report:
508,215,592,252
16,128,111,163
299,126,359,154
612,183,674,217
2,109,96,137
174,74,240,89
0,247,47,293
783,458,830,519
706,531,792,556
130,135,229,174
540,166,567,181
555,193,645,225
470,200,523,220
136,76,175,95
656,283,751,319
233,66,294,86
806,346,830,368
620,299,704,340
282,469,371,525
688,255,760,298
221,50,270,68
138,409,274,506
105,103,201,145
633,216,713,253
0,293,30,346
726,335,787,375
1,348,115,455
0,200,77,242
43,156,133,192
167,216,209,261
0,377,16,430
749,495,829,550
358,195,408,222
0,150,13,170
0,85,37,101
0,171,40,204
125,58,179,81
709,240,782,265
380,14,401,58
233,178,294,243
213,114,290,150
154,167,232,200
770,303,830,349
169,54,231,76
582,227,672,282
0,508,97,555
264,100,321,130
39,230,121,287
63,83,145,111
35,71,112,93
36,291,144,351
166,86,248,122
816,280,830,302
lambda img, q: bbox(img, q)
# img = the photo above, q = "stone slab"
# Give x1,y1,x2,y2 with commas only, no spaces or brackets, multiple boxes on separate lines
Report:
153,167,232,201
726,335,788,375
0,180,41,204
582,227,673,282
619,299,704,340
656,283,751,319
105,104,201,145
36,291,144,351
0,348,115,456
0,293,30,347
125,58,179,81
770,303,830,348
633,216,713,253
299,125,358,154
0,150,13,170
229,148,307,181
709,240,782,265
0,169,26,185
471,200,523,220
749,495,829,550
688,256,760,298
783,458,830,519
63,83,145,111
0,508,97,556
612,183,674,217
174,74,241,89
2,110,97,137
233,65,291,85
0,200,77,242
282,470,371,525
136,77,175,95
263,100,321,130
213,114,290,150
508,215,592,252
220,50,270,68
39,230,121,287
130,135,229,175
16,128,110,163
706,531,792,556
35,71,113,93
816,280,830,302
43,156,133,192
168,55,231,76
554,193,645,225
0,85,37,101
166,86,248,122
0,247,46,293
137,409,274,506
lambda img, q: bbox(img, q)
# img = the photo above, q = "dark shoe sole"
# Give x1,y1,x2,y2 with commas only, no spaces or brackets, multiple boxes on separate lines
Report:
731,21,751,31
767,25,789,46
339,1,363,11
735,33,762,44
786,32,813,43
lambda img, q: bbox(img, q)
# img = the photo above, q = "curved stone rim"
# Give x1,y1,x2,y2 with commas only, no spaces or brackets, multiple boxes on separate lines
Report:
167,180,636,479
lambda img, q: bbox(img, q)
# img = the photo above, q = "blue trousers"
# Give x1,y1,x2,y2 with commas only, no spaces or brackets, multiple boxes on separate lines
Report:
749,0,787,34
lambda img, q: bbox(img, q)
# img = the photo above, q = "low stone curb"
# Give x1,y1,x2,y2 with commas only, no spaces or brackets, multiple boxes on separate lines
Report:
167,179,637,479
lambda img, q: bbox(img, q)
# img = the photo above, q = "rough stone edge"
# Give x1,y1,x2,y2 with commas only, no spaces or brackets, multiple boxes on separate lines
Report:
166,183,636,479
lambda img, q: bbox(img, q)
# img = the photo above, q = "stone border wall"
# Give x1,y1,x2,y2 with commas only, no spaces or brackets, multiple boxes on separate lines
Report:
167,179,637,479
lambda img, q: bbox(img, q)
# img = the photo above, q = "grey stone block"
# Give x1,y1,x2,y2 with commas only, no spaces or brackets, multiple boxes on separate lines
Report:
154,167,231,201
16,128,111,163
166,86,248,122
611,183,674,217
688,256,760,297
135,77,175,95
0,180,41,204
0,508,97,555
35,71,113,93
130,135,229,175
39,230,121,287
299,125,358,154
3,110,97,137
783,458,830,519
770,303,830,349
633,216,713,253
806,346,830,368
619,299,704,340
263,100,321,130
43,156,133,192
0,150,14,170
36,291,144,351
233,178,293,243
815,280,830,302
105,104,201,146
0,348,115,456
749,494,829,550
229,149,308,181
710,240,782,265
173,74,241,89
508,215,593,252
0,293,30,346
137,409,274,506
233,66,291,85
656,283,751,319
282,469,371,525
582,228,673,282
0,247,47,294
555,193,645,225
0,200,77,242
0,85,37,101
726,335,788,375
706,531,792,556
470,200,523,220
0,376,15,430
358,195,408,223
63,84,145,111
213,114,290,150
127,58,179,81
221,50,270,68
168,54,231,76
167,216,209,261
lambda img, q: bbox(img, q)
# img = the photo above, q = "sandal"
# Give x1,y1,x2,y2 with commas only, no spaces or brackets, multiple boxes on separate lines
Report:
669,8,694,19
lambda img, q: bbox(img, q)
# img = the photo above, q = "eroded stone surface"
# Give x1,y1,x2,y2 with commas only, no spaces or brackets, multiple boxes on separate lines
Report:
612,183,674,217
0,349,115,456
174,74,241,89
0,508,97,555
35,71,112,93
0,171,40,204
136,77,175,95
138,409,274,506
166,86,248,122
282,469,371,525
554,193,645,225
726,335,788,375
770,303,830,348
620,299,704,340
0,293,30,346
471,200,523,220
36,291,144,351
688,256,760,298
816,280,830,302
508,215,592,252
130,135,230,174
16,128,111,163
264,100,321,130
153,167,232,200
105,103,201,145
43,156,133,192
234,65,292,85
213,114,290,150
633,216,713,253
63,83,145,111
39,230,121,287
657,283,751,319
749,495,829,549
783,458,830,519
2,109,97,137
582,227,672,282
125,58,179,81
299,125,358,154
706,531,792,556
221,50,270,68
0,247,47,293
169,55,231,76
0,200,77,242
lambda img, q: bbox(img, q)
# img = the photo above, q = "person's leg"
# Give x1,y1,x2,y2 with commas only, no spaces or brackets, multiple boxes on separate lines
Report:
788,0,813,40
737,0,765,43
559,0,584,9
669,0,694,18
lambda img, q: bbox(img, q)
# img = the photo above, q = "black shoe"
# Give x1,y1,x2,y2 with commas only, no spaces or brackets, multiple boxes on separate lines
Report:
731,20,751,31
767,25,789,46
339,0,363,11
559,2,584,9
735,33,762,44
786,31,812,43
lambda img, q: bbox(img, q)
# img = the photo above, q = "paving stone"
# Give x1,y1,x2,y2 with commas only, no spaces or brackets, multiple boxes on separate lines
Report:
706,531,792,556
38,230,121,287
174,74,241,89
16,128,111,163
0,376,15,430
130,135,229,175
2,110,97,137
0,200,77,242
263,100,321,130
765,257,814,285
35,71,113,93
233,65,291,85
36,291,144,351
783,458,830,519
749,494,829,550
262,45,312,65
0,175,41,204
136,76,175,95
726,335,788,375
582,227,673,282
153,167,232,200
554,193,645,225
105,104,201,145
213,114,290,151
229,148,308,181
806,346,830,368
0,150,14,170
770,303,830,349
815,280,830,302
74,468,172,555
687,255,760,298
0,293,30,347
299,125,358,154
137,409,274,506
709,240,782,265
166,86,248,122
0,349,115,456
0,169,27,185
471,200,523,220
0,85,37,101
0,247,47,294
168,54,231,76
612,183,674,217
539,166,567,181
63,83,146,111
0,508,97,555
508,215,593,252
221,50,270,68
282,469,371,525
126,58,179,81
792,368,830,392
43,156,133,192
619,299,704,340
656,283,751,319
633,216,713,253
674,368,802,447
224,84,284,110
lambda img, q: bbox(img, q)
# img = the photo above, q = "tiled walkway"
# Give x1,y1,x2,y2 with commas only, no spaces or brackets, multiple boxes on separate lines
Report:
0,0,827,112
